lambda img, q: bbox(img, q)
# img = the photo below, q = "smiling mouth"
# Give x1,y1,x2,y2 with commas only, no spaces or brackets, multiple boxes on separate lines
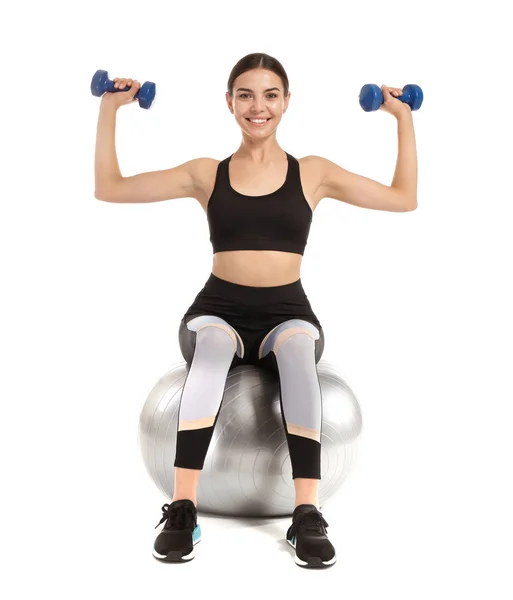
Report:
245,118,272,125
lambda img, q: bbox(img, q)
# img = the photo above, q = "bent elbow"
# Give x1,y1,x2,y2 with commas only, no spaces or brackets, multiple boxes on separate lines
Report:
94,189,114,202
403,198,417,211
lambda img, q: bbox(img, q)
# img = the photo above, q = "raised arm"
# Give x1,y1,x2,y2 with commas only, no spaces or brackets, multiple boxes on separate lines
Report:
315,111,418,212
94,97,206,203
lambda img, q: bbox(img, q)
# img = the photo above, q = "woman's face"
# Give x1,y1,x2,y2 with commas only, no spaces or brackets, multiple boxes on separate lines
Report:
226,68,290,137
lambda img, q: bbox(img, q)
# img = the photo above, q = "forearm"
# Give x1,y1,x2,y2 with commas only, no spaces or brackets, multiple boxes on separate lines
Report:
391,112,418,207
94,100,123,196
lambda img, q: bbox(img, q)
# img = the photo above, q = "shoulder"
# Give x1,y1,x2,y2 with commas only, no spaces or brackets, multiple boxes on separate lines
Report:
297,155,330,175
297,154,351,191
188,156,221,179
188,157,223,190
297,155,330,190
297,154,330,172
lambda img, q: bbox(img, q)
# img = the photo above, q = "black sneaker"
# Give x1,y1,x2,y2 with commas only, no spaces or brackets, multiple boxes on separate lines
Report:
152,499,201,562
286,504,336,568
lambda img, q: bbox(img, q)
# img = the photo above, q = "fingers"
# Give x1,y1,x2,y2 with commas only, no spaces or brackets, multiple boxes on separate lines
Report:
113,77,140,94
111,77,141,103
113,77,131,89
382,84,403,97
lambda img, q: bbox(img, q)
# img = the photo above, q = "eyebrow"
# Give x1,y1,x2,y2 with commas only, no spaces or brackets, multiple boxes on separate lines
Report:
236,87,280,93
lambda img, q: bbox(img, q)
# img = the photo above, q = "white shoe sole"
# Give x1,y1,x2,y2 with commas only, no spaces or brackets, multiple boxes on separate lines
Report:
153,525,201,562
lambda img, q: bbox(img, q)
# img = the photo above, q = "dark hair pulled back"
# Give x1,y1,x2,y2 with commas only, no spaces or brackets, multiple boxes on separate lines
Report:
227,53,289,98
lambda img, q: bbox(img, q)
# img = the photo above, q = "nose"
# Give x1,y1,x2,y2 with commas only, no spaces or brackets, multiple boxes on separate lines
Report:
251,97,266,113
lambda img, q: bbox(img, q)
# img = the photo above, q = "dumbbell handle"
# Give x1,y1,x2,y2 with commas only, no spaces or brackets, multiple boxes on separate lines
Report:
394,89,413,103
104,80,140,99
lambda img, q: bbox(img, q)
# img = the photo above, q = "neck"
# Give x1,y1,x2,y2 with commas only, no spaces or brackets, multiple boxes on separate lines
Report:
234,143,285,164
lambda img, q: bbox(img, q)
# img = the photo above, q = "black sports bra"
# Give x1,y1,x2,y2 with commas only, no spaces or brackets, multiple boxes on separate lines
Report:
206,152,313,255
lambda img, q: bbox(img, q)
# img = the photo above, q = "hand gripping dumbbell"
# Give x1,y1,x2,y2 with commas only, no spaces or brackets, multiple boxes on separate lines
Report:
359,84,423,112
91,70,157,109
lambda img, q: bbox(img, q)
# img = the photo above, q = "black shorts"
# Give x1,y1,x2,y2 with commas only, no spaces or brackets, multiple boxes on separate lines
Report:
179,272,324,370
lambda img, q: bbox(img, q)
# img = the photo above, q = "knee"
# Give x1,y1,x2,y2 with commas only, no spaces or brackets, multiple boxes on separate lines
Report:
179,315,245,365
258,319,324,363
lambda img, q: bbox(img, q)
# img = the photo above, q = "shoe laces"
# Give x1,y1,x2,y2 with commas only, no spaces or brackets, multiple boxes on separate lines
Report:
293,510,329,535
155,503,196,530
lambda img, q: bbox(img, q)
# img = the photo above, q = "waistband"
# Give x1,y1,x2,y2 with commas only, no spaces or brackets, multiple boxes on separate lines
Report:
204,272,305,305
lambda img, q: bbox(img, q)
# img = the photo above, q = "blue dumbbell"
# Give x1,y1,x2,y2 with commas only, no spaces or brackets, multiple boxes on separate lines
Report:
359,84,423,112
91,69,157,109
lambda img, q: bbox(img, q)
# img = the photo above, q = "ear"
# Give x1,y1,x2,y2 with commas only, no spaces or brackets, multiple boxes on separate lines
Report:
225,91,233,113
284,91,291,113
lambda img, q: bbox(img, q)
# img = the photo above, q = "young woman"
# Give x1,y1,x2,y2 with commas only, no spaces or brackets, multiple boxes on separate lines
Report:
94,52,418,568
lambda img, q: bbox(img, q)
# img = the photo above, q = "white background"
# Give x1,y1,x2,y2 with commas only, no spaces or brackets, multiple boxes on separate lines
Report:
2,0,512,597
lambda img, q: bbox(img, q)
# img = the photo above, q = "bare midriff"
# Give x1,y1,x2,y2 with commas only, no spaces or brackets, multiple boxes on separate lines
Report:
212,250,303,287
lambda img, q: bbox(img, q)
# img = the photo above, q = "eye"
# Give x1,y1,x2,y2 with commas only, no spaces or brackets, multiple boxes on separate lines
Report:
238,93,278,99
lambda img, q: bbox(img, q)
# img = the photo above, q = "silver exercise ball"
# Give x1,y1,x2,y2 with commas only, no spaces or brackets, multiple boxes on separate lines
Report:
138,359,363,517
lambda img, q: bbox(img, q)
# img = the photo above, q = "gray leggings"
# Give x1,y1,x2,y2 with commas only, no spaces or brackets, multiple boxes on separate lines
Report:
175,315,325,479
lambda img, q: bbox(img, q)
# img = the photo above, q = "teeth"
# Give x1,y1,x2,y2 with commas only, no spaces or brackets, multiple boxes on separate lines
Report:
249,119,268,123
